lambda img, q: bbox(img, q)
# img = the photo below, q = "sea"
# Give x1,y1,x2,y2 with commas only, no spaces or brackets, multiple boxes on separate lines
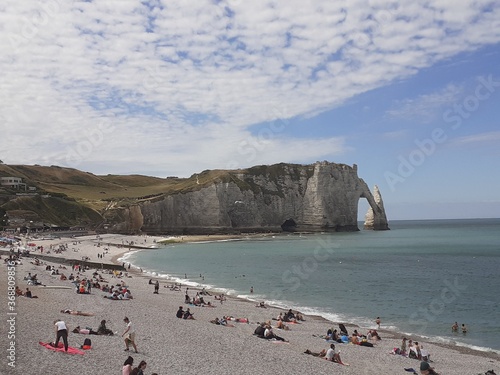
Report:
122,218,500,353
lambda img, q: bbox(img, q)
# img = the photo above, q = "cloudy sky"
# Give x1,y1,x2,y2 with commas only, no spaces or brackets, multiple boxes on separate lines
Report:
1,0,499,220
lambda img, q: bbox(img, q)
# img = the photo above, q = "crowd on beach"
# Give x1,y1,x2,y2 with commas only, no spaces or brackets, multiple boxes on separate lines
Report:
1,232,499,375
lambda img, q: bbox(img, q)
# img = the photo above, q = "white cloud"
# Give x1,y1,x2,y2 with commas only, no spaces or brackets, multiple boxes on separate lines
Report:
0,0,499,176
386,84,465,122
450,131,500,146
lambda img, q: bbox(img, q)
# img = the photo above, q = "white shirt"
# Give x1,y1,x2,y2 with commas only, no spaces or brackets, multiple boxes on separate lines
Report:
125,321,134,334
326,348,335,361
55,321,67,331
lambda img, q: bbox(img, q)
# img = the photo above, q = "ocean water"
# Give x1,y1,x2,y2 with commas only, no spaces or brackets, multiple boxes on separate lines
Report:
123,218,500,352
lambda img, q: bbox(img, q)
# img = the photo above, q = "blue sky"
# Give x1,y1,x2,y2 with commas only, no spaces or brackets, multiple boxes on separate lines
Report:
0,1,499,220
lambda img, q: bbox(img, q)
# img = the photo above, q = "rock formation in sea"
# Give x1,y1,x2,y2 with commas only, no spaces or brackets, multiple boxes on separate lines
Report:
363,185,389,230
107,161,390,234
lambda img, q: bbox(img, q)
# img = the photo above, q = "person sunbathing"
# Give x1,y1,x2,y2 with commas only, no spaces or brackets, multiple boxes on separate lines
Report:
61,309,94,316
15,286,23,296
72,326,99,335
304,349,326,357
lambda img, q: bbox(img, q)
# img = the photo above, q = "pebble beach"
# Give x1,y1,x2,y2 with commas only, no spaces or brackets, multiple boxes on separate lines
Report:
1,234,499,375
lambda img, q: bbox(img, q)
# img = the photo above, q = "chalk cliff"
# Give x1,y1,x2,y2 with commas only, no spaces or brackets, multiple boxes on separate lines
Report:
107,161,389,234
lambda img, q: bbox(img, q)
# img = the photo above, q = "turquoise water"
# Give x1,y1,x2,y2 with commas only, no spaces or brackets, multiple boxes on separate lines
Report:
124,218,500,352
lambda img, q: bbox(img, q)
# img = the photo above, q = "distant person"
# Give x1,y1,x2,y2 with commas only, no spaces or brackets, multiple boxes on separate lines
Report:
452,322,458,332
250,286,254,293
154,280,159,294
461,323,467,334
375,317,381,329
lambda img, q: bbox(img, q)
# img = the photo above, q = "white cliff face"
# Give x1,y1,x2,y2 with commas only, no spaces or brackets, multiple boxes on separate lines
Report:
108,162,389,234
364,185,389,230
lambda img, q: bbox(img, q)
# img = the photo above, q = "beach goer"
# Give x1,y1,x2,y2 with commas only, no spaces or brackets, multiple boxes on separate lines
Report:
461,323,467,334
250,286,253,293
25,287,38,298
183,308,194,320
420,361,439,374
154,280,159,294
254,323,266,338
264,325,287,342
420,345,430,362
325,343,345,364
452,321,459,332
122,356,134,375
61,309,94,316
54,319,69,352
176,306,184,318
131,360,147,375
97,320,114,336
122,317,138,353
15,286,23,296
376,316,381,328
304,349,327,357
401,337,407,355
72,326,98,335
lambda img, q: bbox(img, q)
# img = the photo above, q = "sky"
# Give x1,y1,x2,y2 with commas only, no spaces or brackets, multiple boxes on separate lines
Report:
1,0,499,220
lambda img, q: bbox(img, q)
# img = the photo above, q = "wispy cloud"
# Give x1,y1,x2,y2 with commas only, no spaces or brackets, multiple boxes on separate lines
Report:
386,84,464,123
0,1,499,176
450,131,500,146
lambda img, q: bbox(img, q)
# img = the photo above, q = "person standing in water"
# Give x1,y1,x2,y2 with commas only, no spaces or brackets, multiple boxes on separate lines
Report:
375,317,381,329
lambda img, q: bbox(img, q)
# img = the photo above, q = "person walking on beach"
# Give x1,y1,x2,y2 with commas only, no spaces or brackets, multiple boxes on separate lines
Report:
54,319,69,352
154,280,159,294
122,317,138,353
375,317,381,329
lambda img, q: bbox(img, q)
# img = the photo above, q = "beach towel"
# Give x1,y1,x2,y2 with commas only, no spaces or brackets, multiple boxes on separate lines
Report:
39,342,85,355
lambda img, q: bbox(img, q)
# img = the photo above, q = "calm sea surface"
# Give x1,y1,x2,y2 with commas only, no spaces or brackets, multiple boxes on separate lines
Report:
124,218,500,352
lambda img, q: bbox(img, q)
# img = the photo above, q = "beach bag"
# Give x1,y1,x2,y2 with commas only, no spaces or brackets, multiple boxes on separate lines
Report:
81,338,91,350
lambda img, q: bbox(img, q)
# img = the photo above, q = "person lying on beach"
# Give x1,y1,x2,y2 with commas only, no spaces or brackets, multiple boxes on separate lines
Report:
201,301,215,307
255,301,266,308
304,349,327,357
224,316,248,323
210,317,235,327
97,320,114,336
72,326,99,335
61,309,95,316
